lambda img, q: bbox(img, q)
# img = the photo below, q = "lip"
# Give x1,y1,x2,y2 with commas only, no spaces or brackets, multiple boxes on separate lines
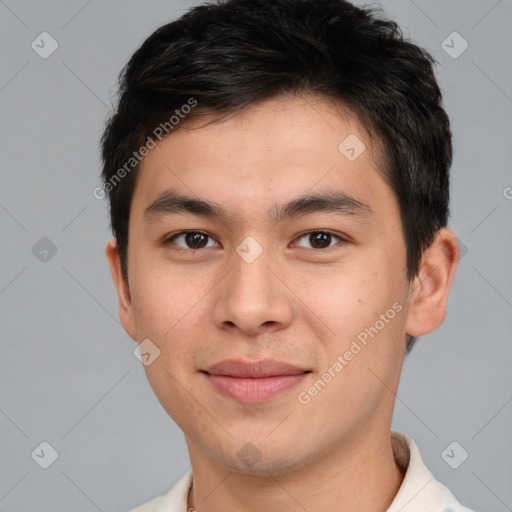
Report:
202,359,311,404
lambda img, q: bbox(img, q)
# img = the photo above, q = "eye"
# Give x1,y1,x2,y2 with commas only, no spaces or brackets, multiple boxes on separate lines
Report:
165,231,219,250
163,229,346,252
294,230,346,250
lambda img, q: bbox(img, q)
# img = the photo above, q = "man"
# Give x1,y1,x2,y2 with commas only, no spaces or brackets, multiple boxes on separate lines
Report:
100,0,475,510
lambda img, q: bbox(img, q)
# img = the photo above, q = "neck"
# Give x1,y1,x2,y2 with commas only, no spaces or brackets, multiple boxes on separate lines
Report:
186,428,406,512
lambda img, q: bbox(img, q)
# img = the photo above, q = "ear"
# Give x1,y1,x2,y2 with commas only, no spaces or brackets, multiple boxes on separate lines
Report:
405,228,460,337
105,238,137,341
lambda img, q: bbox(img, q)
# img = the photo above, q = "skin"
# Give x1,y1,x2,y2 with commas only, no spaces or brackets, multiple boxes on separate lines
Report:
106,94,459,512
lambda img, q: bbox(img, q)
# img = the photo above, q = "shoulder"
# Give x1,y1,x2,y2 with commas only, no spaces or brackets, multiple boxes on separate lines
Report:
122,470,193,512
390,431,477,512
123,495,165,512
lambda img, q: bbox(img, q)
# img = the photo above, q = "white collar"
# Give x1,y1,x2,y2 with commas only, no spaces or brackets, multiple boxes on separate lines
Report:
131,431,474,512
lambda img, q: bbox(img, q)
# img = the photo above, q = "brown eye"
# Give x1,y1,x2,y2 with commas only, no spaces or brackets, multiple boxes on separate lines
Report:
295,231,345,250
166,231,217,250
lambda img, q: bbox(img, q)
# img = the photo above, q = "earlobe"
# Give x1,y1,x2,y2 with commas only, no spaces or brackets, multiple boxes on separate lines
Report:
105,238,138,341
404,228,460,338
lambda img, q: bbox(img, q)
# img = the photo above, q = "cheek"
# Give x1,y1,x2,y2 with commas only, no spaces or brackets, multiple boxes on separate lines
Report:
133,274,206,429
299,265,391,338
129,275,204,403
300,263,406,381
130,259,193,336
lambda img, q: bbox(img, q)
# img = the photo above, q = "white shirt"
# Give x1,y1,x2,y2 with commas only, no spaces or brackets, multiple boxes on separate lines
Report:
127,430,475,512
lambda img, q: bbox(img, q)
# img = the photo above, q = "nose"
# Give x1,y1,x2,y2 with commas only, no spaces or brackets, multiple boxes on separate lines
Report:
211,241,294,337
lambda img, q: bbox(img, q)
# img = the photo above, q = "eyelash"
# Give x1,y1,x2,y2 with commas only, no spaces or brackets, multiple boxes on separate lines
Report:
163,230,347,252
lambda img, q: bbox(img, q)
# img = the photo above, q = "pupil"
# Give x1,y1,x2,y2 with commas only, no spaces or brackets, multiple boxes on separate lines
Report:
187,232,207,248
312,232,330,248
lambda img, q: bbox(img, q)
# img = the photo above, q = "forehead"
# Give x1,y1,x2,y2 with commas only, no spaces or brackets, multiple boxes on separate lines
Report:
132,94,394,223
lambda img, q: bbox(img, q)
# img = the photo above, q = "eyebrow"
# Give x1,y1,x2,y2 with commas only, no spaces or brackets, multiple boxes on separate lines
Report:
143,188,372,224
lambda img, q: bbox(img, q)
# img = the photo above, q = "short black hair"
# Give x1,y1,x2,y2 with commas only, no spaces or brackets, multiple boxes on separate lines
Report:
100,0,453,354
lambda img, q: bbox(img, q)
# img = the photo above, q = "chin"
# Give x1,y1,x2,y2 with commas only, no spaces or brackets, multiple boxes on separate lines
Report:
208,439,315,477
222,455,309,477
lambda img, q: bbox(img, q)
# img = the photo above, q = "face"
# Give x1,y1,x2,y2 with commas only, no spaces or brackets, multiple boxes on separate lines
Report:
106,94,453,475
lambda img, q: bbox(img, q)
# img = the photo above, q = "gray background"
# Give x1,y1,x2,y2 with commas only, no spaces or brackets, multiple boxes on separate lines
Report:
1,0,511,511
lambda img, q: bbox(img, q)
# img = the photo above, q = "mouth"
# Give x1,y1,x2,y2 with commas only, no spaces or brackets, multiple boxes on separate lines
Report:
201,359,312,404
